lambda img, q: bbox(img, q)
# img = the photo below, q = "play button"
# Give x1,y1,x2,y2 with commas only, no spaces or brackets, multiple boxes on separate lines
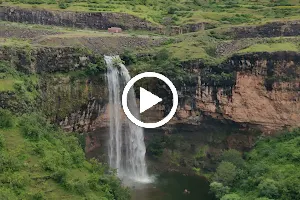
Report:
139,87,162,113
122,72,178,129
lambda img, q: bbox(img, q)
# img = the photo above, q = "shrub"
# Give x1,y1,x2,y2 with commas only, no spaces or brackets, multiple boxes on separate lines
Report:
31,192,45,200
258,179,279,198
222,149,245,168
214,161,237,185
167,6,179,14
0,109,14,129
0,153,22,172
205,45,217,57
146,136,165,158
58,0,68,9
64,178,89,195
210,182,230,199
85,63,105,76
0,134,4,151
52,168,67,184
121,50,137,65
13,82,26,94
88,158,107,174
41,150,72,171
4,173,29,189
19,113,49,140
0,187,17,200
221,193,241,200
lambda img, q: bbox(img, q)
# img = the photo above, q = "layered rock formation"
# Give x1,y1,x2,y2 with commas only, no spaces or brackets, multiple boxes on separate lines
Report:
148,52,300,132
0,6,159,31
140,52,300,173
0,6,214,35
225,20,300,39
0,45,108,134
0,45,96,73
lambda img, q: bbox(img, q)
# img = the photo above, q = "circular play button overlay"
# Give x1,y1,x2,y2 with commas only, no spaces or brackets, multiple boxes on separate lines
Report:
122,72,178,129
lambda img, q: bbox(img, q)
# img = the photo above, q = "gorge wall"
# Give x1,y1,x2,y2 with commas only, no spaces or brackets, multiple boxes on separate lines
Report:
0,45,108,133
133,52,300,173
139,52,299,132
1,45,299,173
176,52,300,131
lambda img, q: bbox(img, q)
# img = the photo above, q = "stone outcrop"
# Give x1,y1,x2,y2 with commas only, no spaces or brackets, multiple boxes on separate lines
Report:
0,23,61,39
146,52,300,132
226,20,300,39
41,76,108,133
35,35,166,55
0,45,108,134
0,6,215,35
0,6,160,31
0,45,96,73
168,22,215,35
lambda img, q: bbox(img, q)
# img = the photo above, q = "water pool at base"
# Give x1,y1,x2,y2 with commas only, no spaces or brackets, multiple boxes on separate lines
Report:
128,172,215,200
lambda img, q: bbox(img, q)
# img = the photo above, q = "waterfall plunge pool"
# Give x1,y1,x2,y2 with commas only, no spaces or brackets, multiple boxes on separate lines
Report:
128,172,215,200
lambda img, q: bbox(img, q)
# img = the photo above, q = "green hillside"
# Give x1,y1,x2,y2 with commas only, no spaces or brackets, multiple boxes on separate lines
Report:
0,60,130,199
4,0,300,26
210,129,300,200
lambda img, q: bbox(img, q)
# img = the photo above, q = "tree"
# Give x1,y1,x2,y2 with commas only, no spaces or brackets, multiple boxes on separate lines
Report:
222,149,245,168
258,179,279,198
214,161,237,185
0,109,13,129
210,182,230,199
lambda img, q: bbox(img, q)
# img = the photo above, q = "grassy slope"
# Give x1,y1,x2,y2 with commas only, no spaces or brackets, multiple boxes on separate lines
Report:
239,42,300,53
3,0,300,26
0,60,130,199
0,118,129,200
2,0,300,62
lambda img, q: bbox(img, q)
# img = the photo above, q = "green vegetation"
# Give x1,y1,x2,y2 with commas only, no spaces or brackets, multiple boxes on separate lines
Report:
0,61,38,112
4,0,300,26
0,57,130,199
128,49,189,85
0,111,130,199
210,129,300,200
0,109,14,129
1,1,300,200
146,134,183,159
239,42,300,53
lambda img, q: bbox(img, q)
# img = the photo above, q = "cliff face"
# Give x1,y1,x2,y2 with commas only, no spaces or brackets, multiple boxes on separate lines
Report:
0,45,96,73
0,45,108,134
0,6,159,31
225,20,300,38
3,46,299,135
2,45,299,172
143,52,300,133
137,52,300,173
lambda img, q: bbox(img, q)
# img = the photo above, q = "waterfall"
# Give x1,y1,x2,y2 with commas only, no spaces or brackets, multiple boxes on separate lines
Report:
104,56,151,183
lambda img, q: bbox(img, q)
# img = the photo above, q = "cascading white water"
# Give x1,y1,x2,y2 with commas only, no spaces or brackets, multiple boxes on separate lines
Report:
105,56,151,183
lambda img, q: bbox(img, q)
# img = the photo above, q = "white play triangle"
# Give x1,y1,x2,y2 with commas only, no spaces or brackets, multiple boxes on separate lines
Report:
139,87,162,113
